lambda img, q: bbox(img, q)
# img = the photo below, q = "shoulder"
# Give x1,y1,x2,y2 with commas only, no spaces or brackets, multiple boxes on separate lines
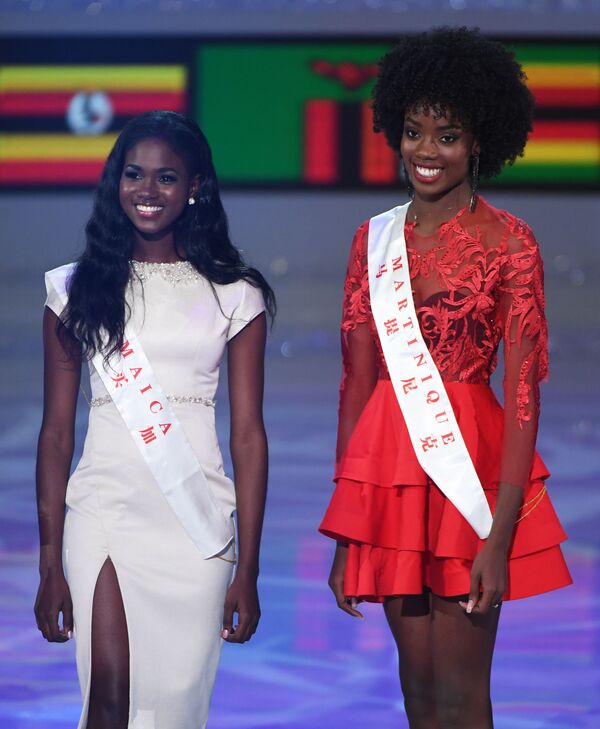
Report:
45,261,77,286
215,278,265,341
44,262,77,315
352,220,371,250
475,198,540,256
343,221,370,279
213,277,265,312
347,203,409,271
213,275,262,297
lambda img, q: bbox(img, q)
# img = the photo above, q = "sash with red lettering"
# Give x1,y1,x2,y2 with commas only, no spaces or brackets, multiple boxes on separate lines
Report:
367,205,493,539
45,263,233,558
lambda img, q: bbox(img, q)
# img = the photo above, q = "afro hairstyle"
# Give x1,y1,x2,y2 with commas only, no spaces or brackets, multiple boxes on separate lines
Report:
372,27,535,179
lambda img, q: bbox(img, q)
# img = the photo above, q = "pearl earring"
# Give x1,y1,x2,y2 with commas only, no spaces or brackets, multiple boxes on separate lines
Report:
188,196,196,206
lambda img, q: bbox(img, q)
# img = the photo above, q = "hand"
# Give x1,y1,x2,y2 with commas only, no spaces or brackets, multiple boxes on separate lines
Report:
328,543,364,619
459,543,507,615
34,569,73,642
221,573,260,644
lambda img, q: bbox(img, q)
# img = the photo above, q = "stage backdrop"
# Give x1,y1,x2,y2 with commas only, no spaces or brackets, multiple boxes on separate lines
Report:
0,36,598,190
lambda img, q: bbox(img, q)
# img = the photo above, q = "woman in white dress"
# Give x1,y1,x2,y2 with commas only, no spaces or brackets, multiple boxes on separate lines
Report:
34,111,274,729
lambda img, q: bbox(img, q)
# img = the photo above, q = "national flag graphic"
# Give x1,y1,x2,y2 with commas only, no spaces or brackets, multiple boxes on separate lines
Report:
197,41,599,189
498,44,600,186
0,40,597,189
196,43,393,186
0,65,187,185
515,44,600,109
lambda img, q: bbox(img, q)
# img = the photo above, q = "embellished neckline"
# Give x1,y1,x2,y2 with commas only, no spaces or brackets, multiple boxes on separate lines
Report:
130,259,202,286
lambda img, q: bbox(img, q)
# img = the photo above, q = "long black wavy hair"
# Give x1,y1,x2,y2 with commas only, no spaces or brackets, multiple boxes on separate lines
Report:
61,110,275,359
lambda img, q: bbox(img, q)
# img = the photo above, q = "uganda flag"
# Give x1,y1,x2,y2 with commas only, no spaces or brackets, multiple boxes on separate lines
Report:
0,65,187,186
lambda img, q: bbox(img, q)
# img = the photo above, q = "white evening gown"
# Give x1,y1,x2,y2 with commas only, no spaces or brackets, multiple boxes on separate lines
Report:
44,260,265,729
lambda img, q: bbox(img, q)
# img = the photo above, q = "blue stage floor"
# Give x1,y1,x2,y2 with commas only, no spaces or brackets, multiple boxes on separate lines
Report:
1,274,598,729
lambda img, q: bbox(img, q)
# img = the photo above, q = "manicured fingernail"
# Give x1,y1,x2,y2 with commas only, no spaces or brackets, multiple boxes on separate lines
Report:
221,629,229,639
67,631,73,639
466,600,474,614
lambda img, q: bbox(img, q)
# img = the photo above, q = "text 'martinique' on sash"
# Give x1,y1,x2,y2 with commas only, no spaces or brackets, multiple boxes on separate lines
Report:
45,263,233,559
367,205,493,539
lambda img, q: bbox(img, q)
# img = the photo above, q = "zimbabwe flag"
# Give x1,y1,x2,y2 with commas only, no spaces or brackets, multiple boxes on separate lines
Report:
499,43,600,186
0,65,187,185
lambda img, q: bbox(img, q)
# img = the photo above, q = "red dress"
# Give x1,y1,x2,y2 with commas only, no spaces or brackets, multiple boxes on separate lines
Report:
319,198,572,601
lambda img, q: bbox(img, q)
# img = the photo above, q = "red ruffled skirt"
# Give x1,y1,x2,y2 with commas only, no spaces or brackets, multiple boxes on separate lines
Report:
319,381,572,602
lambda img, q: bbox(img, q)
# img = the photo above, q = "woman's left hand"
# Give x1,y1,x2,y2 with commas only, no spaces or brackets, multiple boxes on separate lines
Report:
221,573,260,643
460,543,507,615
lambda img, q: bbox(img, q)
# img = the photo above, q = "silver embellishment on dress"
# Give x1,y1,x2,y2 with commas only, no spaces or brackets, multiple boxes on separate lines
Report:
89,394,215,408
130,260,202,286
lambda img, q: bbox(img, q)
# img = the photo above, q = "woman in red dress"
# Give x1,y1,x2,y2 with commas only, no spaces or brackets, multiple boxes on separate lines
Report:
320,27,571,728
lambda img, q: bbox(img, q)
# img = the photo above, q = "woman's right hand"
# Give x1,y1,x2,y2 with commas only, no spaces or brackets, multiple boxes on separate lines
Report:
328,542,364,619
34,568,73,643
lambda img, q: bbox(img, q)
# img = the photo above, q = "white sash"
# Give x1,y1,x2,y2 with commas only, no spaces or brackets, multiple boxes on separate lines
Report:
46,263,233,559
367,205,493,539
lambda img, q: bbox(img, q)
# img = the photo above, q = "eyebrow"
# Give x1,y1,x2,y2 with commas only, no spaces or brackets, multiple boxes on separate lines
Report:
124,163,180,173
405,116,463,131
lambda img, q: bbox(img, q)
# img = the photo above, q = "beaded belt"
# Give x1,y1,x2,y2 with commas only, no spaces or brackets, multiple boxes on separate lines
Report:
88,394,215,408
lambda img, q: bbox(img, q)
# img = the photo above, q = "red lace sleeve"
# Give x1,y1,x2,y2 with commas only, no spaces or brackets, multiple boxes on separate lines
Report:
497,220,548,487
336,222,379,463
341,221,371,335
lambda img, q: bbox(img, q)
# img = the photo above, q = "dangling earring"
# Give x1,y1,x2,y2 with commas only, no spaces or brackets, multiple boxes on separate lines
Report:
401,159,414,200
188,196,196,206
469,153,480,212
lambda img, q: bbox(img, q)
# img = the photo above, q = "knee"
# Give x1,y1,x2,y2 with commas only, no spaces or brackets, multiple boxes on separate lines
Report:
435,681,491,729
400,676,437,722
435,691,461,729
88,678,129,729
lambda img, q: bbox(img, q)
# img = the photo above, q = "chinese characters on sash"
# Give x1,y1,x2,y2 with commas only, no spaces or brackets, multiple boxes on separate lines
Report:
44,262,234,557
110,340,172,447
377,256,458,457
368,205,492,538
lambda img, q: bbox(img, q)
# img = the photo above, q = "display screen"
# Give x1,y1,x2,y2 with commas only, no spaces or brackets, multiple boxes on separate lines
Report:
0,62,187,184
0,37,598,189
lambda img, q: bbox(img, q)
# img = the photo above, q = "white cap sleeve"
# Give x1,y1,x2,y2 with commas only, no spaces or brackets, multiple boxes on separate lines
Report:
226,280,266,341
44,263,75,318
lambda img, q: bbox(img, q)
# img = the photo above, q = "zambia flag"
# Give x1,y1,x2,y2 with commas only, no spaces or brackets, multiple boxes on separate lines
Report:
197,43,395,187
0,64,187,185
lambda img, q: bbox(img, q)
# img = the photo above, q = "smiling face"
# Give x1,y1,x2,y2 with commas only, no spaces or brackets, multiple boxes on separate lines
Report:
400,107,479,202
119,137,198,251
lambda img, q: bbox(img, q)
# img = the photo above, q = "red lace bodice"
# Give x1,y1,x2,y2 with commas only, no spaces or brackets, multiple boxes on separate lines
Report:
338,197,548,488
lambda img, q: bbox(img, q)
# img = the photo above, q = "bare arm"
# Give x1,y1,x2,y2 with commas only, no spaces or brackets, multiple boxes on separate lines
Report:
34,307,81,641
221,312,267,643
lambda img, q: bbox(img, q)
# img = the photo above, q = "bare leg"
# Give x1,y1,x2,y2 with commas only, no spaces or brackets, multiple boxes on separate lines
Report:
384,592,440,729
86,558,130,729
431,594,501,729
